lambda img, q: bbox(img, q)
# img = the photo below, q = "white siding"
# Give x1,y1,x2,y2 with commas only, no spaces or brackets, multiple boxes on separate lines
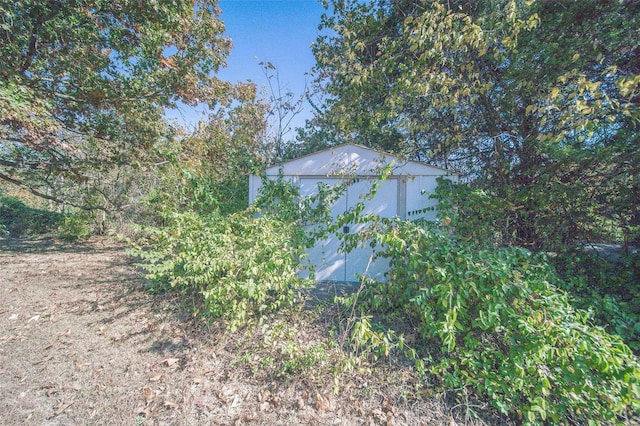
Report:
248,144,457,282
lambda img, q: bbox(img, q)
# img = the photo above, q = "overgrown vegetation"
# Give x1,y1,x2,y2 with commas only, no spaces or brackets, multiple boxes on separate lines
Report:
339,216,639,423
130,178,318,331
307,0,640,248
435,177,640,352
0,193,91,239
0,195,62,237
288,177,636,424
555,250,640,352
2,0,639,424
132,211,310,330
129,173,640,423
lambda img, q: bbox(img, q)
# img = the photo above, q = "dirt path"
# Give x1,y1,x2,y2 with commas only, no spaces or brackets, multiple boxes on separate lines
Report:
0,238,194,425
0,238,453,425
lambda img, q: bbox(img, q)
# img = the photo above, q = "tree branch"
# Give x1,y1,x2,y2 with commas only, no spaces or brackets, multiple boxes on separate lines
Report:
0,171,109,212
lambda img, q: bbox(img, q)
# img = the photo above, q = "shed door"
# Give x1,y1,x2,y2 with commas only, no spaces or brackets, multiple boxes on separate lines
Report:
346,179,397,282
299,178,398,282
299,178,347,281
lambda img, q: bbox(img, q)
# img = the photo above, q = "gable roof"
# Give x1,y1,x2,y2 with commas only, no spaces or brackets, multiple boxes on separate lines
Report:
263,143,453,177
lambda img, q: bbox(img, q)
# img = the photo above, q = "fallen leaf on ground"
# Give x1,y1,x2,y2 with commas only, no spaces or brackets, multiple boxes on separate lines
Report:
161,358,180,368
296,397,305,409
217,386,235,403
236,412,259,423
258,390,270,402
195,399,214,412
142,386,156,404
163,400,180,409
314,392,335,413
74,360,90,372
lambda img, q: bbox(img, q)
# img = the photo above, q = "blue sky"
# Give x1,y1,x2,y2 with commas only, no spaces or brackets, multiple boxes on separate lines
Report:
166,0,326,131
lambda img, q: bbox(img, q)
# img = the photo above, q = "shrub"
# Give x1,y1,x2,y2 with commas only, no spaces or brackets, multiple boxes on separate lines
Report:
0,195,64,237
58,212,93,240
354,218,640,424
132,211,311,330
433,177,640,352
131,176,335,329
552,248,640,352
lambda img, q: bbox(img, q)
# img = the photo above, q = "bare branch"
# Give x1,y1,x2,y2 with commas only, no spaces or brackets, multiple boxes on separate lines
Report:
0,171,109,212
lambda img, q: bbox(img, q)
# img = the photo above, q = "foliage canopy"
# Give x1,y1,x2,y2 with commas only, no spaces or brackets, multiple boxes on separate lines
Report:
308,0,640,248
0,0,236,208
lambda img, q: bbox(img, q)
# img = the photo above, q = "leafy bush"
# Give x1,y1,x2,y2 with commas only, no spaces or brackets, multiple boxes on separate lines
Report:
0,195,64,237
430,178,516,247
132,209,311,330
433,177,640,352
145,169,250,219
552,248,640,352
349,218,640,424
58,212,94,240
131,176,340,329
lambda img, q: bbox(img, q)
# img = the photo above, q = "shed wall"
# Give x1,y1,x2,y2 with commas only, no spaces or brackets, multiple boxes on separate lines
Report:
248,144,456,282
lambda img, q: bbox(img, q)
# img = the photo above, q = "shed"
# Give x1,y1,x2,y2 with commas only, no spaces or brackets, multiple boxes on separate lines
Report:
248,143,455,282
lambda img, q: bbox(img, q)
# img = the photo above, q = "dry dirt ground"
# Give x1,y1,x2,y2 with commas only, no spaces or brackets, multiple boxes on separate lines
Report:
0,237,474,425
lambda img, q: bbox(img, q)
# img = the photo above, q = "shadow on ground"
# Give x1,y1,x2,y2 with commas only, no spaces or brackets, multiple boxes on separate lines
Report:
0,236,121,254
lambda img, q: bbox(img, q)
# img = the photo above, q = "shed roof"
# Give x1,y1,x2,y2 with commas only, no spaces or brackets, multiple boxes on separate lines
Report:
263,143,452,177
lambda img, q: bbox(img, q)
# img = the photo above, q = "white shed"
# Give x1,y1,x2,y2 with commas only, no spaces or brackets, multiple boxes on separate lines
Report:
248,143,455,282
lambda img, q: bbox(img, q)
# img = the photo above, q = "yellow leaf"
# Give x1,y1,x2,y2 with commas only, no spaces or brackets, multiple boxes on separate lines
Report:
604,65,618,77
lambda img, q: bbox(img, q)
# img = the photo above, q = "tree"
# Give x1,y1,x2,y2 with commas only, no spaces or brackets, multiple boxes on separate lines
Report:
0,0,234,209
257,61,307,162
308,0,640,248
145,82,270,218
